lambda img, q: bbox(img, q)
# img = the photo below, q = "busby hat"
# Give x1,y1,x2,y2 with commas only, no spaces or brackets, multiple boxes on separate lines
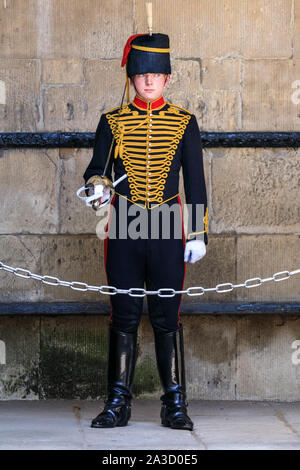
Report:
121,33,171,102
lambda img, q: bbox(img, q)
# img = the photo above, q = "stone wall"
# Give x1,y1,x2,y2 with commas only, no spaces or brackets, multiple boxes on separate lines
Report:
0,0,299,400
1,314,300,401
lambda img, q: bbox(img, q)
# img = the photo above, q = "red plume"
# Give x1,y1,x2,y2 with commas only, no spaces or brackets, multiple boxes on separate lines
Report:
121,34,147,67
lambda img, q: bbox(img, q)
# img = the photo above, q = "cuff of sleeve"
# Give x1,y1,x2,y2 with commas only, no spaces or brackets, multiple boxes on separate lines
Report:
187,233,208,244
187,207,208,244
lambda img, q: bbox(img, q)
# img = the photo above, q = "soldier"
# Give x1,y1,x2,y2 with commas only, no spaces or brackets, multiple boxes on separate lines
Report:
83,33,208,431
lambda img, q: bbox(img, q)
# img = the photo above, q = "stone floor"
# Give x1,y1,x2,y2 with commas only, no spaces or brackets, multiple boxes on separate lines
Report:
1,399,300,450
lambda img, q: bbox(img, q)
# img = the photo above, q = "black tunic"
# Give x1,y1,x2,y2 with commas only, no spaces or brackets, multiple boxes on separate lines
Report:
83,95,208,244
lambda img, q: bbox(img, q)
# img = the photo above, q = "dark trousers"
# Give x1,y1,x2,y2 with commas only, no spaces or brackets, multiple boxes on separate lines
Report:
104,194,186,334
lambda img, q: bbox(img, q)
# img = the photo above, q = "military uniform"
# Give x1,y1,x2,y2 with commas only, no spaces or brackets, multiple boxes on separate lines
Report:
84,33,208,431
83,94,208,333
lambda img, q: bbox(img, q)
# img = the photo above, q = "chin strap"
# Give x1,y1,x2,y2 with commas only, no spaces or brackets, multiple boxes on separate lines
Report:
125,64,130,104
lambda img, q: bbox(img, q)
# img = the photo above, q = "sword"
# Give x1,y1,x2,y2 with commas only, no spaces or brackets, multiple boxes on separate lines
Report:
76,173,127,207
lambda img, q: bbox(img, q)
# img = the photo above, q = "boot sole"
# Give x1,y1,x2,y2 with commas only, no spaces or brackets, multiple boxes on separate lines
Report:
91,422,129,428
161,419,193,431
91,414,130,428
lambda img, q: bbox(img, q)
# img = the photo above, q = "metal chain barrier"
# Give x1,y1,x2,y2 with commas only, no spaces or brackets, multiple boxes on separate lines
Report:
0,260,299,297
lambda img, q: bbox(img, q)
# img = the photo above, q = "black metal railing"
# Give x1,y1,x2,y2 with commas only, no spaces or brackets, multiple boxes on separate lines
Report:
1,132,300,148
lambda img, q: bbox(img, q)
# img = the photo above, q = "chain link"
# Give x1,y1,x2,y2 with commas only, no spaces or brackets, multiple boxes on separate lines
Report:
0,260,299,297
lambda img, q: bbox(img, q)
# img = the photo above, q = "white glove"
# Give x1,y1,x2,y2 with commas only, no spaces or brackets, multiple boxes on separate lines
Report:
77,174,116,209
84,183,110,206
184,240,206,263
93,184,111,203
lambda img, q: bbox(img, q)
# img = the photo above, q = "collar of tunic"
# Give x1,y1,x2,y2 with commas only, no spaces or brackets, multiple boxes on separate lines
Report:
132,95,165,111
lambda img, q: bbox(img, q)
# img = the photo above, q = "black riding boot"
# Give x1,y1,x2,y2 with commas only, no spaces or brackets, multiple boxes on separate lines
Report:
91,327,138,428
154,324,193,431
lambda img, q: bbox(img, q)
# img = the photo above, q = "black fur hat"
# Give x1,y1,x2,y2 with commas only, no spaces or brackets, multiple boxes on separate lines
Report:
122,33,171,78
127,33,171,78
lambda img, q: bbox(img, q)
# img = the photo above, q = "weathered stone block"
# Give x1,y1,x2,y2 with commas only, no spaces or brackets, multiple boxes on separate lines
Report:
293,0,300,59
0,235,42,302
43,60,125,131
0,315,40,399
211,148,300,234
0,0,37,58
183,236,237,303
39,236,107,301
0,149,60,234
39,315,110,399
42,0,133,59
135,0,292,59
236,235,300,301
0,0,133,59
183,315,237,400
0,59,40,131
201,59,241,91
198,89,239,131
42,59,83,84
236,315,300,400
242,60,300,131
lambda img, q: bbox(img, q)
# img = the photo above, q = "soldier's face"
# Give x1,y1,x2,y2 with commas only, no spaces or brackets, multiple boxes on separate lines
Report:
130,73,171,102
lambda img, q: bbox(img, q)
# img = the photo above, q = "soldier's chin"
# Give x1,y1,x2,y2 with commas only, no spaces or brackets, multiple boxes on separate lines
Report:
144,91,160,100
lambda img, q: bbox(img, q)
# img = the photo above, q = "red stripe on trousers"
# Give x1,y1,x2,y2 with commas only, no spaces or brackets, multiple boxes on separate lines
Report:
177,195,186,327
104,193,116,322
